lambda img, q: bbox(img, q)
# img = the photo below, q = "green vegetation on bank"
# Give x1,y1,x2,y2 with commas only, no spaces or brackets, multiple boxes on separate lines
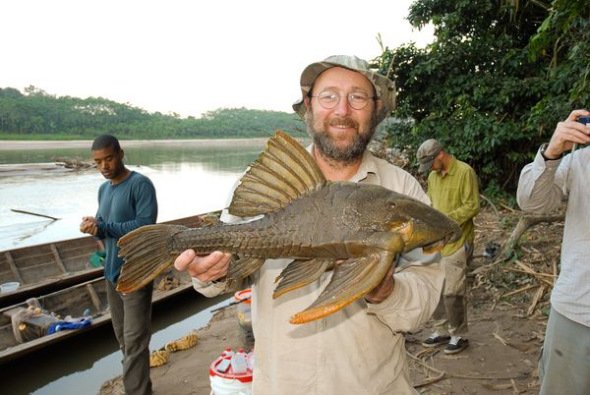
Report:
0,86,306,140
373,0,589,199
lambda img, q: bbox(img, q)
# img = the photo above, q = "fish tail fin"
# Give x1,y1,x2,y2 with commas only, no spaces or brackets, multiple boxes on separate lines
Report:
117,224,187,293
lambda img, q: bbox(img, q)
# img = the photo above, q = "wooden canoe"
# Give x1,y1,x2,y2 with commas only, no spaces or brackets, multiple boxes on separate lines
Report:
0,268,194,364
0,212,219,308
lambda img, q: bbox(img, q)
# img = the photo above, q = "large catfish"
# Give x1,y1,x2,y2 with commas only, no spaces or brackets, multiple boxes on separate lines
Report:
117,131,460,324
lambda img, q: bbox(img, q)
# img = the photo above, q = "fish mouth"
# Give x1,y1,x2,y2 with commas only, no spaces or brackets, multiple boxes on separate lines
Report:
422,239,446,254
421,230,460,254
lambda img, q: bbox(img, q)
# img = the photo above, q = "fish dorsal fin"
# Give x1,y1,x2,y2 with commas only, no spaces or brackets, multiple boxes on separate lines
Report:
228,130,326,217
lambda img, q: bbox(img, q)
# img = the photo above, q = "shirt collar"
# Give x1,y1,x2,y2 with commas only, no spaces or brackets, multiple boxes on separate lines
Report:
437,155,457,178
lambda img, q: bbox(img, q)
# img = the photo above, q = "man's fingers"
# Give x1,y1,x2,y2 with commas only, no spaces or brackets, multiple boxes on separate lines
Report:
174,249,197,271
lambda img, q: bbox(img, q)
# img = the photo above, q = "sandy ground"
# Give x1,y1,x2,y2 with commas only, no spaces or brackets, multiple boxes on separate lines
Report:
0,138,269,150
99,211,562,395
99,305,252,395
98,285,543,395
97,207,552,395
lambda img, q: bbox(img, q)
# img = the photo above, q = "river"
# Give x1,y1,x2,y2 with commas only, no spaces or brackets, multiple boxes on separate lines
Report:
0,139,268,251
0,139,269,394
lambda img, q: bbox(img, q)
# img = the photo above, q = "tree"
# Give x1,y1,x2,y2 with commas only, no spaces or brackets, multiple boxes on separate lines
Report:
374,0,588,198
0,87,303,139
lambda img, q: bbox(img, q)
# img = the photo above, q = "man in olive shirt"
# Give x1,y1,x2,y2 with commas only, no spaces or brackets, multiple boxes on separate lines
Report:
417,139,480,354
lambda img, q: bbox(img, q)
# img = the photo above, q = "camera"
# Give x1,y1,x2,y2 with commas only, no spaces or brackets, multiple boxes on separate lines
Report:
577,115,590,125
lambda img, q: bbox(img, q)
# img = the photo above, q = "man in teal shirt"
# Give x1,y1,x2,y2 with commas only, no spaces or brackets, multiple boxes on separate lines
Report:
80,134,158,395
417,138,480,354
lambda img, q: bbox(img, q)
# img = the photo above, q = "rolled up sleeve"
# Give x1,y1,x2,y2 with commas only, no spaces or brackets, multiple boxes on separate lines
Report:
366,263,444,333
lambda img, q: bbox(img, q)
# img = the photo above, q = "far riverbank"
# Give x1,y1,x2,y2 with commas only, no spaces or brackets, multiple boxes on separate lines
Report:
0,138,271,150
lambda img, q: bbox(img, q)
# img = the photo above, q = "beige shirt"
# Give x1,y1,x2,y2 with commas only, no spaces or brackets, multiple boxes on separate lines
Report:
517,148,590,327
194,150,444,394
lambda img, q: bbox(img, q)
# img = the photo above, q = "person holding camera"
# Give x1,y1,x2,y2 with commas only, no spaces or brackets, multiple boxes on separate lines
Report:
516,109,590,395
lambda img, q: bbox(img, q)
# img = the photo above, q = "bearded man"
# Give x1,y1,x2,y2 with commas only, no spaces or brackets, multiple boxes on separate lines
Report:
174,55,444,395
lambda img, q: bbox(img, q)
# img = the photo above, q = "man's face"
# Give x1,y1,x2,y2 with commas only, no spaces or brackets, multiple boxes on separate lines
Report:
92,146,125,181
304,67,381,163
431,152,444,173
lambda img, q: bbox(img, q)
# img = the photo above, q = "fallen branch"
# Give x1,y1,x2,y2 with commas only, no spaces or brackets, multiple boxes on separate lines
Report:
527,285,546,316
479,194,500,217
407,351,523,382
492,331,532,352
493,332,508,346
514,260,554,287
504,268,556,279
501,213,564,259
502,284,537,298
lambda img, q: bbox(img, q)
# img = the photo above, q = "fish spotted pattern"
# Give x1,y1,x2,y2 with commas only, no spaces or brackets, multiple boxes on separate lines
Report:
117,131,460,324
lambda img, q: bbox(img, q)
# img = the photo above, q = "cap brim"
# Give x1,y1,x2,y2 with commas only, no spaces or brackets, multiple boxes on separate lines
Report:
292,59,396,124
418,159,434,174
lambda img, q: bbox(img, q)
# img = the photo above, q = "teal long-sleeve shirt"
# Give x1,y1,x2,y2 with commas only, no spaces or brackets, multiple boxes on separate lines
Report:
95,171,158,283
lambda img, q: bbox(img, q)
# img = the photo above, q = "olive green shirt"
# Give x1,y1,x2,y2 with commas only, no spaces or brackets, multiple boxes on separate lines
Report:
427,156,480,256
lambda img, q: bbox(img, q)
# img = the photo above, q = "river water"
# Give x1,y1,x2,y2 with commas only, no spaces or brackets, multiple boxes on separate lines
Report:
0,139,269,394
0,139,267,251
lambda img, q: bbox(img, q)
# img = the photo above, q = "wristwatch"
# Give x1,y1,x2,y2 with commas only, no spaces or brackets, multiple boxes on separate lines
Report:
539,143,562,161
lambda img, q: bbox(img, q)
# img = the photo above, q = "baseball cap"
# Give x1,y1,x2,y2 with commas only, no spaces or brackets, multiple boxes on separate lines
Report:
417,139,443,174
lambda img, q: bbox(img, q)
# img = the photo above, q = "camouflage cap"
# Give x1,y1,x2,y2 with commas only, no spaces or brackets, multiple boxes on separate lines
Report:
292,55,396,125
417,139,443,174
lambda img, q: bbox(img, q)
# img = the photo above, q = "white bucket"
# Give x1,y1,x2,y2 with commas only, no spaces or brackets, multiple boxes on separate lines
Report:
209,375,252,395
209,347,253,395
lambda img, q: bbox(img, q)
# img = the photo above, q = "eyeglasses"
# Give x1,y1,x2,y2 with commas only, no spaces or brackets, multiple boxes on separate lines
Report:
310,90,375,110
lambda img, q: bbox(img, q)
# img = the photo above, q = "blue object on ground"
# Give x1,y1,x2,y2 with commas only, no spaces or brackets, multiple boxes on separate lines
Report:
47,318,92,334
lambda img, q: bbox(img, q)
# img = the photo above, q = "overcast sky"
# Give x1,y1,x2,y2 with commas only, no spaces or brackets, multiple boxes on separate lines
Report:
1,0,433,118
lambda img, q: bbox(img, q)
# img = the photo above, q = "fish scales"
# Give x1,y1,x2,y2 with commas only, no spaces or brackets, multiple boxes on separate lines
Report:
167,187,359,259
117,131,461,324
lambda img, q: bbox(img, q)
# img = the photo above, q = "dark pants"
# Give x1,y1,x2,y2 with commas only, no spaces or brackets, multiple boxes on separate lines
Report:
106,279,154,395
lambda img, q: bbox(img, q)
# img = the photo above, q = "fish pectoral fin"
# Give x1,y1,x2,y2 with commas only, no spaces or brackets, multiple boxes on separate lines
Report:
289,251,396,324
117,224,187,293
227,256,265,283
272,258,335,299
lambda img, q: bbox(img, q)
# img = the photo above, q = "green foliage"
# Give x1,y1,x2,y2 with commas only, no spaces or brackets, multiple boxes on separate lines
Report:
374,0,588,194
0,87,305,139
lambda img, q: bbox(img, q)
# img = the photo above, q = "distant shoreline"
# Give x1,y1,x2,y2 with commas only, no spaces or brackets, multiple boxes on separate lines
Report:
0,138,270,150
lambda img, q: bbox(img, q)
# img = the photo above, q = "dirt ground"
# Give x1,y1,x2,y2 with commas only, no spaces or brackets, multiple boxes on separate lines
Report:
99,205,562,395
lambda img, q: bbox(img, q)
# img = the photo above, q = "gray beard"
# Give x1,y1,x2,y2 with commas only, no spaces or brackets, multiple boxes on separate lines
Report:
306,114,377,164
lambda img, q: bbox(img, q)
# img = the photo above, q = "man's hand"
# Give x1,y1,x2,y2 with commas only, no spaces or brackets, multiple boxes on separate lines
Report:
365,264,395,304
174,250,231,283
545,109,590,159
80,216,98,236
